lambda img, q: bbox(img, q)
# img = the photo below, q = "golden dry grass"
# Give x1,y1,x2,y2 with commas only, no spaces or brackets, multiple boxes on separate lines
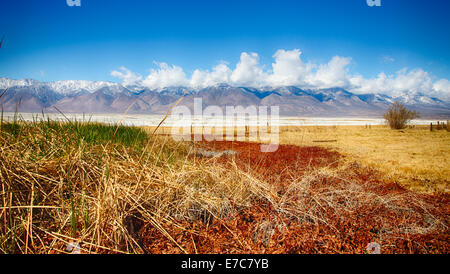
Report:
0,119,276,253
1,118,448,253
279,125,450,193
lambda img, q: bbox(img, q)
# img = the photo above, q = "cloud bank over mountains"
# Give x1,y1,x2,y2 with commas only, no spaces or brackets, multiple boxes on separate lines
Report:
111,49,450,101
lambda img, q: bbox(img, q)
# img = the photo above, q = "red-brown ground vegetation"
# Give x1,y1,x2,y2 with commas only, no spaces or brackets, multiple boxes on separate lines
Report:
137,141,449,254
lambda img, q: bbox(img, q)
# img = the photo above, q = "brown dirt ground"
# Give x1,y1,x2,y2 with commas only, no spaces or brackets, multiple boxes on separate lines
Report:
137,141,449,254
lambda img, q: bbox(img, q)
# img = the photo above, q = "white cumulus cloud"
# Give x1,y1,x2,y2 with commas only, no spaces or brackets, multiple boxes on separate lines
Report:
142,62,188,89
308,56,352,89
190,62,232,88
349,68,434,97
111,49,450,101
230,52,267,87
268,49,314,87
432,79,450,100
110,66,142,86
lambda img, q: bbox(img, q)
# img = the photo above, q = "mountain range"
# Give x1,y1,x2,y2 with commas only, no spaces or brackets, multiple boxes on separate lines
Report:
1,77,449,118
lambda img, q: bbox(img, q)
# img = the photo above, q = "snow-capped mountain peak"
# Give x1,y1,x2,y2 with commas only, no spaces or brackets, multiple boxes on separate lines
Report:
0,77,122,96
47,80,120,95
0,77,40,88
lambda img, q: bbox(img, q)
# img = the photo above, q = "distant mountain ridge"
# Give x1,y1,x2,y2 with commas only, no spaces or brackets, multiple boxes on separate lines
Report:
0,77,449,118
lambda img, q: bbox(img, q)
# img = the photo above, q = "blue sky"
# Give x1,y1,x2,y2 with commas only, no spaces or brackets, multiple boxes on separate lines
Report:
0,0,449,86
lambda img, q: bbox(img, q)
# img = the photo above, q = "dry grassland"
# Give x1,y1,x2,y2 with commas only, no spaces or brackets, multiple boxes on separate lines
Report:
279,125,450,193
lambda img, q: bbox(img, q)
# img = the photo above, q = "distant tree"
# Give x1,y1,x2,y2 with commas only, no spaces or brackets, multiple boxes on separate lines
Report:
384,101,420,129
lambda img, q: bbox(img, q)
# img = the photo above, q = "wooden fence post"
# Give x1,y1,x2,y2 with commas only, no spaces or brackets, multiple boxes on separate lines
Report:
430,122,433,132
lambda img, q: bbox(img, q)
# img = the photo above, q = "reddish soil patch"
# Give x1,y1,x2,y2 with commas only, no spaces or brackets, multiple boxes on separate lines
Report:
139,141,449,254
198,141,341,190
